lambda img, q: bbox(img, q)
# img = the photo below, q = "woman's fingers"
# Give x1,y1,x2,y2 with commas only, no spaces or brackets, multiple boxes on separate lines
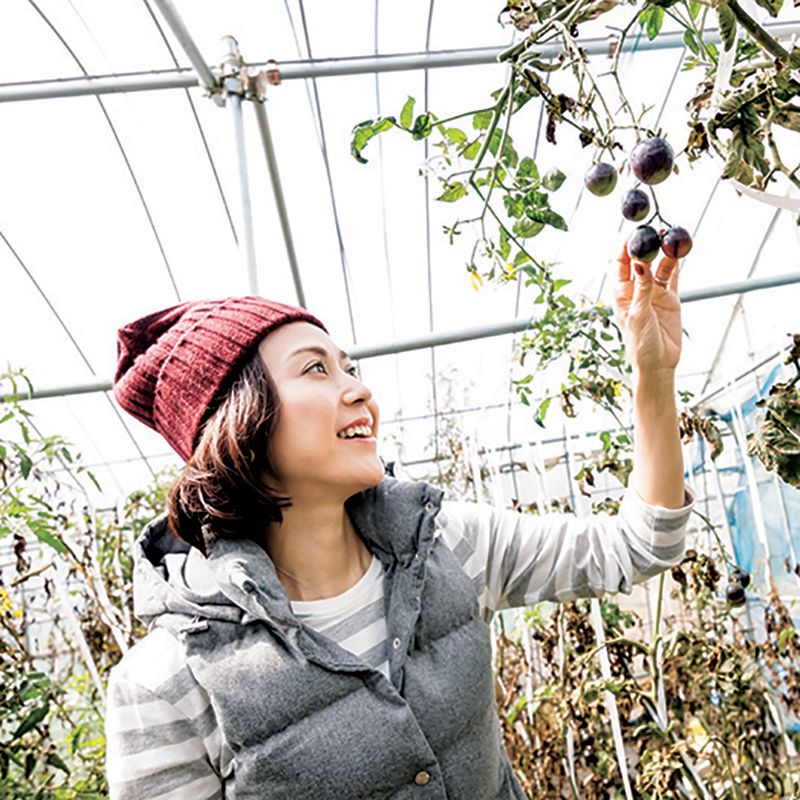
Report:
652,253,679,291
617,243,634,283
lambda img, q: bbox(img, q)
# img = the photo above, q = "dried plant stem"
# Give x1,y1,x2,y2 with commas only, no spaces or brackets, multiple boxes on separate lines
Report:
727,0,789,60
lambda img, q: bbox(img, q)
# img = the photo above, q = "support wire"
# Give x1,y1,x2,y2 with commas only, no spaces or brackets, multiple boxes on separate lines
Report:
141,0,239,245
295,0,358,342
26,0,181,302
424,0,441,472
0,230,156,480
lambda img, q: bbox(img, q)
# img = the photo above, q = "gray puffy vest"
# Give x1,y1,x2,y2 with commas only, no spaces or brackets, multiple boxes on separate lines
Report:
176,478,527,799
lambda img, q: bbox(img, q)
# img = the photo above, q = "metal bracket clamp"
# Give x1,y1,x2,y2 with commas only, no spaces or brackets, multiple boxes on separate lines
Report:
214,37,282,106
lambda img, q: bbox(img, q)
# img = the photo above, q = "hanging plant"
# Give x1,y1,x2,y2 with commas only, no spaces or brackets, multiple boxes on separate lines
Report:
747,333,800,488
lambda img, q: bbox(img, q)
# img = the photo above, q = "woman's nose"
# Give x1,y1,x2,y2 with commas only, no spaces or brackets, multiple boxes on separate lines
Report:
342,372,372,405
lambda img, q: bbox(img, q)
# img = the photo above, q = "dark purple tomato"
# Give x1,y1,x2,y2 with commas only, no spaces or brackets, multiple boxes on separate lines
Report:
630,137,674,185
726,582,746,606
628,225,661,263
584,162,617,197
660,226,693,258
731,568,750,589
621,188,650,221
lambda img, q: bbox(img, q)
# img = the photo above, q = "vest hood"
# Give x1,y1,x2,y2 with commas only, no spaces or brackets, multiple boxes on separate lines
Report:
132,515,244,630
132,478,444,633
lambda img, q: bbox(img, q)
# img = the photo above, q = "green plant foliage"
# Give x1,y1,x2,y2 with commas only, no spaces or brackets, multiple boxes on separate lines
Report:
352,0,800,293
512,266,628,427
716,1,738,52
0,369,171,797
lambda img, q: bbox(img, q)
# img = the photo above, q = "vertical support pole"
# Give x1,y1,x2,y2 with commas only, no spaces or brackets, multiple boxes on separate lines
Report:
729,398,774,586
221,36,258,295
711,454,757,630
253,102,307,308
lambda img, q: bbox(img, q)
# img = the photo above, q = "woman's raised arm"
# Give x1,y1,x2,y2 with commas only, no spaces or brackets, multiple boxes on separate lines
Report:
614,244,686,510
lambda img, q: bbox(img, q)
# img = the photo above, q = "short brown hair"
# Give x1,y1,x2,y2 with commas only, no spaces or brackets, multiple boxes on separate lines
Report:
167,350,288,554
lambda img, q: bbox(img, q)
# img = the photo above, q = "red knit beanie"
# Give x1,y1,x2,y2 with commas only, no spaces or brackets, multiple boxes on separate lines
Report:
113,297,326,462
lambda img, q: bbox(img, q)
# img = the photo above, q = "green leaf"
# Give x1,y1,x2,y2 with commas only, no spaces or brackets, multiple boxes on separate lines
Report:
350,117,396,164
524,190,550,209
689,1,702,18
639,5,664,40
12,703,49,740
472,109,494,130
18,451,33,479
400,96,415,129
25,753,37,780
29,523,68,554
499,227,511,261
513,218,545,239
71,726,83,756
436,182,467,202
683,29,700,55
716,2,737,51
527,208,568,231
513,250,531,266
411,113,433,140
503,193,525,219
84,468,102,492
523,58,561,74
0,411,13,425
541,168,566,191
46,751,70,775
752,0,782,16
445,127,467,144
517,157,539,182
534,397,552,426
488,129,518,168
461,140,481,160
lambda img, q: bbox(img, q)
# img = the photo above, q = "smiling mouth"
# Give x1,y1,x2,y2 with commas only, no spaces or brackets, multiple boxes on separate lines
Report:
337,424,373,439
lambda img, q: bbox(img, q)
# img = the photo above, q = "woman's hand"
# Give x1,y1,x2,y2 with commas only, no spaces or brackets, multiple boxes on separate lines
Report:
614,243,681,376
615,243,686,509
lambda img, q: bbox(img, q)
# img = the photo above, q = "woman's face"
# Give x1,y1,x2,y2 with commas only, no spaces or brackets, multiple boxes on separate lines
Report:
258,321,384,504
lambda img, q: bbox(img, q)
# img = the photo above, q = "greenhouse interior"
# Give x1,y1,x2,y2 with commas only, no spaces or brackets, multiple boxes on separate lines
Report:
2,0,800,796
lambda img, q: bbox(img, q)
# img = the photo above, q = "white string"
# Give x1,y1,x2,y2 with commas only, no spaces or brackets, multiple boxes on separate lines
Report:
557,611,579,795
590,598,634,800
52,561,105,701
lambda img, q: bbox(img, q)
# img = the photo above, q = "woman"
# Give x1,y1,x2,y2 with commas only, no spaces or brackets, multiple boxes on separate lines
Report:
105,246,692,799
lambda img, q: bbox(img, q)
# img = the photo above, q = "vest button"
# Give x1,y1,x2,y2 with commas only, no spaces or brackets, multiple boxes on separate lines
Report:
414,771,431,786
425,501,434,511
392,637,401,649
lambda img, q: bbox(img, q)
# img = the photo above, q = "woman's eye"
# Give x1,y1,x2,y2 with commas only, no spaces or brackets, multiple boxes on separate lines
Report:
346,365,359,378
306,361,327,374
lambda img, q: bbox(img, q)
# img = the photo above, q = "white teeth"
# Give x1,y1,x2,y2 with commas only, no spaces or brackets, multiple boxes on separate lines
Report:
337,424,372,439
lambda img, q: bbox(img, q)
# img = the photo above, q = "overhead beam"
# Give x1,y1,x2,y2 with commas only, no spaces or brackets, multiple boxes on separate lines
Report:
148,0,217,90
0,22,796,103
5,270,800,403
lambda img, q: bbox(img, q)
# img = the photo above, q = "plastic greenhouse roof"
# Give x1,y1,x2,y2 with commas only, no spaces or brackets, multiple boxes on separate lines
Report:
1,0,800,508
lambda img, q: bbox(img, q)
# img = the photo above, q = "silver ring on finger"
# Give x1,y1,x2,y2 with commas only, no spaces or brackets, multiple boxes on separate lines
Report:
653,276,669,288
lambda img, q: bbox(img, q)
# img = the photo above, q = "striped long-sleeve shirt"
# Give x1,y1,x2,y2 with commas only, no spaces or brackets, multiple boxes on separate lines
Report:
105,488,692,799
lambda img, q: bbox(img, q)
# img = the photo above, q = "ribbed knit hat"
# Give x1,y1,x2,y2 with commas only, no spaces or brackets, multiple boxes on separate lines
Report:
113,297,326,462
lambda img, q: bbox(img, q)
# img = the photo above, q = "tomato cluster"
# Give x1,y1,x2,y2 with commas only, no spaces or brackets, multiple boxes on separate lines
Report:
583,136,693,265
